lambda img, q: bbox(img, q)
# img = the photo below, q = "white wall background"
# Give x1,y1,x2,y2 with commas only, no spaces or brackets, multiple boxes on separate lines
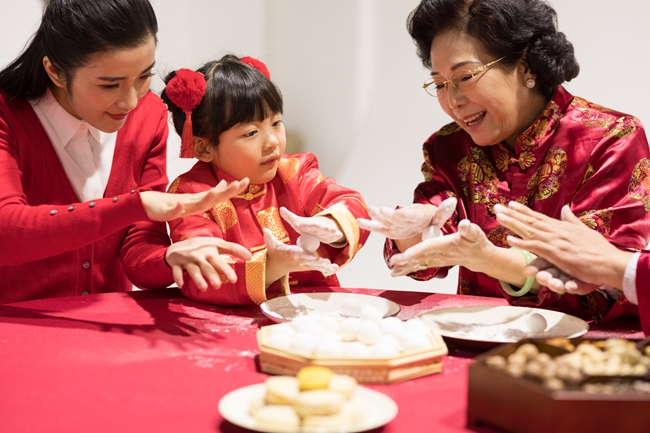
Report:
2,0,649,293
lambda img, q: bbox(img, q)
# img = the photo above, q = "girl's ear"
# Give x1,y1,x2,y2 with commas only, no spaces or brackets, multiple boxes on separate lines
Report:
43,56,65,88
193,136,214,163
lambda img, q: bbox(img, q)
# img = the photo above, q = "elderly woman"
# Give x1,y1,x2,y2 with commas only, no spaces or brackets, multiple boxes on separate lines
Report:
359,0,650,324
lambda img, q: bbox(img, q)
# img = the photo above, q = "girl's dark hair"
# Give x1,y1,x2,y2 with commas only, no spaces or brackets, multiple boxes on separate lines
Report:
0,0,158,101
407,0,579,99
161,54,284,147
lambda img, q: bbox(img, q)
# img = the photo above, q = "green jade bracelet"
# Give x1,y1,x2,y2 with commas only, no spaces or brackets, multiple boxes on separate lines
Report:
499,247,535,297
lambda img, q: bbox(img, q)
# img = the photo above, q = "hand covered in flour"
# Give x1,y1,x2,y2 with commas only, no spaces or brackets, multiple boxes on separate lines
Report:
279,207,344,252
493,201,631,292
388,218,494,277
263,228,339,277
357,197,457,241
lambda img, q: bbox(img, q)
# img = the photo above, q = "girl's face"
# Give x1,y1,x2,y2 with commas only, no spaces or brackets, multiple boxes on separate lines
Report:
212,113,286,185
45,36,156,133
429,30,540,149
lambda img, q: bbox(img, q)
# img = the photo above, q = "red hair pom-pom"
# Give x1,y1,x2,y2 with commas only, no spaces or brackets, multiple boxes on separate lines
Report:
240,56,271,80
165,69,206,159
165,69,206,112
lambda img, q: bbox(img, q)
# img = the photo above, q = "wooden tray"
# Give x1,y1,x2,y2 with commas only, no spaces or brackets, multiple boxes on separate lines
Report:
257,324,448,384
467,339,650,433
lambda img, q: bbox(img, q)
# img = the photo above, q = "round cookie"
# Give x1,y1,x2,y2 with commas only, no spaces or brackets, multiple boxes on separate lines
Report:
328,374,358,399
294,389,346,417
265,376,300,405
251,404,300,427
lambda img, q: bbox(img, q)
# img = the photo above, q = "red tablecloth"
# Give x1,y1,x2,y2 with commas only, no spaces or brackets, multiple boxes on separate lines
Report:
0,287,642,433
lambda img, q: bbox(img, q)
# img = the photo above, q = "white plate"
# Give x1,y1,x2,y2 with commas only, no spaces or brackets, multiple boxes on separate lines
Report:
218,383,398,433
418,306,588,346
260,293,400,323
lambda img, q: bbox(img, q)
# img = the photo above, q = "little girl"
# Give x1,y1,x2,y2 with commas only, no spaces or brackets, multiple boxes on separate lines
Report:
162,54,369,306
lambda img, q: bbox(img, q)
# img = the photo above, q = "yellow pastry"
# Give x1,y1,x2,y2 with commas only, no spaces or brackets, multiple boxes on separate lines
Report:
297,366,333,391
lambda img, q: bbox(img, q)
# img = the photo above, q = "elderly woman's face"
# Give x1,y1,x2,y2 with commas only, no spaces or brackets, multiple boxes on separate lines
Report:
429,30,534,148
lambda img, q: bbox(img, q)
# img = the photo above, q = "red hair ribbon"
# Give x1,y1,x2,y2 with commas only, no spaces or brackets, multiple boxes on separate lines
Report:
165,69,207,158
240,56,271,80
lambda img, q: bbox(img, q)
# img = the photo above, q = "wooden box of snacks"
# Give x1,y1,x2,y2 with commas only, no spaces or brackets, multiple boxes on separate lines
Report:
467,338,650,433
257,318,448,384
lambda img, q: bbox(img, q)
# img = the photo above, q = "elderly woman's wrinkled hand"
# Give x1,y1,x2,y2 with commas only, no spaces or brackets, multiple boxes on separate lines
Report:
357,197,457,240
388,218,493,277
263,228,339,276
525,257,600,296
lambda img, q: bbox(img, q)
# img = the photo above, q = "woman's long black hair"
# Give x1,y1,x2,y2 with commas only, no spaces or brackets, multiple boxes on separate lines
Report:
0,0,158,101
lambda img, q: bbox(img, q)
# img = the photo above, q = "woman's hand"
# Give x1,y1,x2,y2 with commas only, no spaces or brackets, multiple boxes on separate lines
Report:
524,257,600,295
279,207,344,250
388,218,493,277
493,202,631,290
165,237,253,291
141,178,250,222
263,228,339,283
357,197,457,240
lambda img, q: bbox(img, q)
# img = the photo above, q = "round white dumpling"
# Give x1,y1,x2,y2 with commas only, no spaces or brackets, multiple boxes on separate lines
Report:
297,234,320,252
380,317,405,337
320,330,343,343
290,332,317,355
343,341,371,358
314,340,345,358
317,315,340,332
340,297,364,318
290,315,314,332
359,306,382,324
356,320,381,345
370,342,399,358
266,332,292,350
404,318,430,337
339,318,361,342
525,312,547,333
374,334,402,352
402,334,432,352
268,324,296,338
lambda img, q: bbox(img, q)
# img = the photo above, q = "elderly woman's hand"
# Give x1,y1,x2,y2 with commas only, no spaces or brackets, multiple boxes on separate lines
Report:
388,218,494,277
494,202,631,290
524,257,600,295
357,197,457,240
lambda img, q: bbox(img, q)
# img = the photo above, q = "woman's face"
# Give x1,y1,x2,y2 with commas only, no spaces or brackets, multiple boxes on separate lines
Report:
429,30,537,148
46,36,156,133
212,113,287,185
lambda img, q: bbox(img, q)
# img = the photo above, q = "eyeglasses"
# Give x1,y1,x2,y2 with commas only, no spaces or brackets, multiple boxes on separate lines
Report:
423,56,505,98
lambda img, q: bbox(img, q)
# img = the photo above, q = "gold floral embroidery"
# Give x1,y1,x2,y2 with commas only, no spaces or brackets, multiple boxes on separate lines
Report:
517,100,562,151
495,152,510,172
572,97,616,130
487,226,512,248
256,207,288,240
527,146,567,201
277,157,300,183
495,151,536,172
579,208,614,236
210,200,238,233
437,122,462,136
582,164,595,185
459,278,481,296
629,158,650,211
515,196,528,206
457,147,500,205
604,116,639,139
167,177,181,193
421,147,435,181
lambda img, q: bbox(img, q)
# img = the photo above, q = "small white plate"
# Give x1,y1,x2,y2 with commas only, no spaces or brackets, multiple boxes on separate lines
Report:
260,292,400,323
418,306,588,346
218,383,398,433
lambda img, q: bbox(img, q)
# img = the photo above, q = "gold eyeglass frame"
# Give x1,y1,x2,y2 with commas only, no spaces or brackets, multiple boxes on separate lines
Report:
423,56,506,97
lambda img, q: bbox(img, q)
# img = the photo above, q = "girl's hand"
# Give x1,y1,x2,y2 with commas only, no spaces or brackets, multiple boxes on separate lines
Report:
357,197,457,240
263,228,339,276
388,219,493,277
141,178,250,222
165,237,253,290
279,207,344,248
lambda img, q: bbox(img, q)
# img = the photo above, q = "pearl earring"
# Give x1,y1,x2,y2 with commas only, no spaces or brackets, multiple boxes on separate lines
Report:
526,78,535,88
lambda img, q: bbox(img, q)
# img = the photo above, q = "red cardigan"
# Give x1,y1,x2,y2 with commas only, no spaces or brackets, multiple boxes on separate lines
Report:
0,91,173,304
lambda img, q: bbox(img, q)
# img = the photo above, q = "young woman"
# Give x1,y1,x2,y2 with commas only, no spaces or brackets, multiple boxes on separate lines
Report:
0,0,250,304
162,55,369,306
